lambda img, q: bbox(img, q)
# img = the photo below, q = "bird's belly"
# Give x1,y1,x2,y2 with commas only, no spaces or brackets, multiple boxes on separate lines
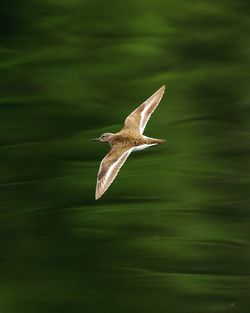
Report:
133,144,157,152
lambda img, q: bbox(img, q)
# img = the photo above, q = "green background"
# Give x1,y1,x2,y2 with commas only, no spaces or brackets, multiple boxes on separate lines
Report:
1,0,250,312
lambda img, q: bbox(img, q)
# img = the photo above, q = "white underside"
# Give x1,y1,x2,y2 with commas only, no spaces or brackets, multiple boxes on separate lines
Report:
133,143,158,152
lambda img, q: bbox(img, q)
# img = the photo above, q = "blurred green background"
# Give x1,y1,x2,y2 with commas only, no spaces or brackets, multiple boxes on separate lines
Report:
1,0,250,312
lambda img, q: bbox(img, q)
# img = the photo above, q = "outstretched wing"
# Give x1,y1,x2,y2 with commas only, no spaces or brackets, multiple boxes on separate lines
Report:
95,145,134,200
124,85,165,134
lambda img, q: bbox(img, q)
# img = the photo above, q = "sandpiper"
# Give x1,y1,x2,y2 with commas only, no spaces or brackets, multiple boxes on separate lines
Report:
92,85,166,200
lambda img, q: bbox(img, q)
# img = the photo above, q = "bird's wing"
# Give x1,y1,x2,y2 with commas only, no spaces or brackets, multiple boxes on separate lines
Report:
95,145,134,200
123,85,165,134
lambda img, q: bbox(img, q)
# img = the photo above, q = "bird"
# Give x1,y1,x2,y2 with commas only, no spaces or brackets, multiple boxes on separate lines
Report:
92,85,166,200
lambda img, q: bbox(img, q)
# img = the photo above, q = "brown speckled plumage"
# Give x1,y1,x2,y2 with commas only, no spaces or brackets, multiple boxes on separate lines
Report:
94,85,166,200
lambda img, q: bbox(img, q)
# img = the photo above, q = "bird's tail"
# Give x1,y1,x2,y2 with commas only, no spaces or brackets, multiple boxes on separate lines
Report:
155,138,166,144
147,137,166,144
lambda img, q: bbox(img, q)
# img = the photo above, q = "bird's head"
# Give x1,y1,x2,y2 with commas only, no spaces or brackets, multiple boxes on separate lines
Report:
91,132,114,142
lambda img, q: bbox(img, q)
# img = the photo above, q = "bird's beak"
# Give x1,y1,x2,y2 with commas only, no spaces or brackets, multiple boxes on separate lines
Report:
91,138,100,142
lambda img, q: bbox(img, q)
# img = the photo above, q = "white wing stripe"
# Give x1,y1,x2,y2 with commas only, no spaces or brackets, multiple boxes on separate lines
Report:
103,151,127,185
140,93,161,133
140,106,146,133
98,148,133,186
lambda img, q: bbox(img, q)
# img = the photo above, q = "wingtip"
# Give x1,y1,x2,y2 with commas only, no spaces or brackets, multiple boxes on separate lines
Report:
95,189,103,200
154,84,166,97
155,85,166,95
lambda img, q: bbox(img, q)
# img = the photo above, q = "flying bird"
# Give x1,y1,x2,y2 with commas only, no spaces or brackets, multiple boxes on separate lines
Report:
92,85,166,200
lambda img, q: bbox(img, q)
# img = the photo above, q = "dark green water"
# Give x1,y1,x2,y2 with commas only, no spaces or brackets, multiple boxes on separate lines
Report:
1,0,250,312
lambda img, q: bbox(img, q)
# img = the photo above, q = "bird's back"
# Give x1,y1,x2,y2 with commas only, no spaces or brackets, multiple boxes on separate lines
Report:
110,130,146,148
